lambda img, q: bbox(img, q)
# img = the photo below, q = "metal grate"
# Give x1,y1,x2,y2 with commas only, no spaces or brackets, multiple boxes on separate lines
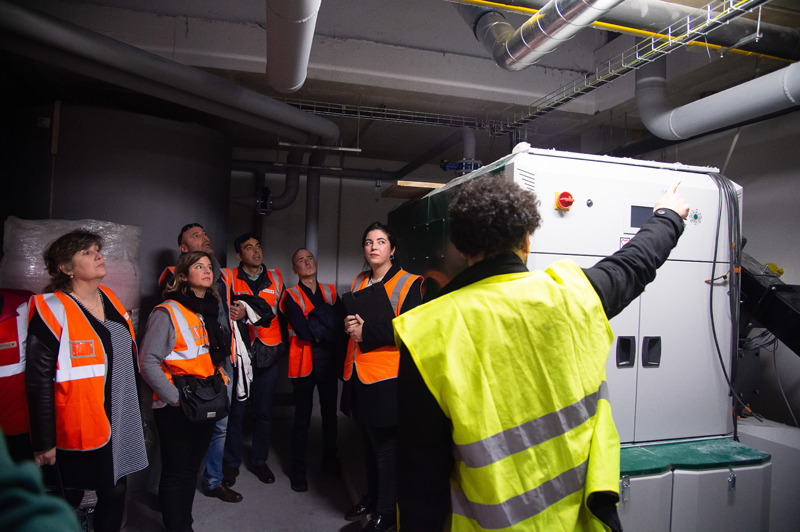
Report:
518,169,536,193
489,0,772,137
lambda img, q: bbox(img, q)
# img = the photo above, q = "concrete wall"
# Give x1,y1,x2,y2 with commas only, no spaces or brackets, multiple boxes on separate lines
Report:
640,111,800,427
1,105,232,328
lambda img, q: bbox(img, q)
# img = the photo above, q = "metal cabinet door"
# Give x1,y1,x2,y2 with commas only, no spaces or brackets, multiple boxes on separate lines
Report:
618,471,673,532
635,259,733,441
671,463,771,532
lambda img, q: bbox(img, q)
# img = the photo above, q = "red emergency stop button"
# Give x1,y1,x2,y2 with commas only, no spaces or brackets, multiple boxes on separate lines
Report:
555,191,574,210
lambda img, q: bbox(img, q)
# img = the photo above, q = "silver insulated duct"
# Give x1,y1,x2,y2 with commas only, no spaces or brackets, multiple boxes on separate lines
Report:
636,58,800,141
456,0,626,71
266,0,321,93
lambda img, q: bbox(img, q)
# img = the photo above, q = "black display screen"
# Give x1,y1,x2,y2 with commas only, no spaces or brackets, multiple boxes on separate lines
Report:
630,206,652,228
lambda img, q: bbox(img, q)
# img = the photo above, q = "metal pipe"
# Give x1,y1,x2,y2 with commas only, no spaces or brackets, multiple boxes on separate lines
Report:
271,149,305,211
395,127,476,180
266,0,321,93
0,35,310,143
304,150,327,258
456,0,626,71
233,161,398,181
0,0,340,144
635,57,800,141
472,0,800,60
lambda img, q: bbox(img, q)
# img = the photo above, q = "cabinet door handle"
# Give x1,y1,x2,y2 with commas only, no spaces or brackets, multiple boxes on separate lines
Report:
642,336,662,367
616,336,636,367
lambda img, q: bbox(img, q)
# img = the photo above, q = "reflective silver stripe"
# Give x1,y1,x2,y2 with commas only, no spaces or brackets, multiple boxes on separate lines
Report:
266,269,282,313
162,301,208,360
0,301,28,378
320,284,336,305
0,361,25,378
388,272,414,315
451,459,588,529
56,363,105,382
288,287,305,312
455,381,608,469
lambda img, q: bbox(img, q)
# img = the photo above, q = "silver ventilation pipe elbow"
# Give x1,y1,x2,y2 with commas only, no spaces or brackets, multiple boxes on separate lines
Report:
636,58,800,141
271,148,305,211
266,0,321,94
456,0,626,71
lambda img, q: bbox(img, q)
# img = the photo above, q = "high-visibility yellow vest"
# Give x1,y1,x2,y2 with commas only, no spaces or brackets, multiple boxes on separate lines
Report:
394,260,619,531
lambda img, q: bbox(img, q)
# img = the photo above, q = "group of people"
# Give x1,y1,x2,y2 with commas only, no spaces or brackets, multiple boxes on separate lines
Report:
0,215,427,532
0,173,690,532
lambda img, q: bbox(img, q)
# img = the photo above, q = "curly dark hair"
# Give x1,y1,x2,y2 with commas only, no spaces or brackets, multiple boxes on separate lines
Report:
43,230,104,294
448,174,542,258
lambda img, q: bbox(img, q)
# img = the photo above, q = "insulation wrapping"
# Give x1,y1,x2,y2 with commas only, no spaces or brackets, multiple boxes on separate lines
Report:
0,217,142,327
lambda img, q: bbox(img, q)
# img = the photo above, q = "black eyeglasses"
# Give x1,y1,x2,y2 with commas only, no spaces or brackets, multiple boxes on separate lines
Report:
178,223,203,246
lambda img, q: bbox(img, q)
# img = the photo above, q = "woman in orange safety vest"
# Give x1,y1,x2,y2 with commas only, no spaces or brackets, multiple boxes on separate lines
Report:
26,230,147,532
342,222,422,532
139,251,231,532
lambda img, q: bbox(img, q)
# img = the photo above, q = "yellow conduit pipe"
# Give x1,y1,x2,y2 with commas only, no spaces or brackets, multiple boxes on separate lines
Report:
447,0,794,63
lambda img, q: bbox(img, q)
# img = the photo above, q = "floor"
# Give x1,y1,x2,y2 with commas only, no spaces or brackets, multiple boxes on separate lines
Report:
120,408,368,532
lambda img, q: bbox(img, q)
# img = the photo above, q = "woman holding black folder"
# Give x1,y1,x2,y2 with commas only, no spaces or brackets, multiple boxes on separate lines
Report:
343,222,422,532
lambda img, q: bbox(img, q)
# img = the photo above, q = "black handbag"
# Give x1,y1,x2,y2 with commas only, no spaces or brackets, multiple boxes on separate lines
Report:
172,370,229,424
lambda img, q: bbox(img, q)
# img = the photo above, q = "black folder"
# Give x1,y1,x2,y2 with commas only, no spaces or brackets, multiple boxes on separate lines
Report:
342,281,396,353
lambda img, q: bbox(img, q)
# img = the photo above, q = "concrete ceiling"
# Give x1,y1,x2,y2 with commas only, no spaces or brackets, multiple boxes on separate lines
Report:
1,0,798,175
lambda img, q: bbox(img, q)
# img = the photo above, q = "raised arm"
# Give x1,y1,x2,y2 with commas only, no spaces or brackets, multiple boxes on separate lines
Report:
583,179,690,320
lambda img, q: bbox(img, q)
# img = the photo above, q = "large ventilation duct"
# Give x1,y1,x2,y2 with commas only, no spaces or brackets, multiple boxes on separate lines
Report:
0,0,339,145
493,0,800,60
266,0,321,93
456,0,626,71
635,58,800,141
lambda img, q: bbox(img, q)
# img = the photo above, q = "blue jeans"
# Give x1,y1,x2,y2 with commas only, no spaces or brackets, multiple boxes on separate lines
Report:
203,358,233,491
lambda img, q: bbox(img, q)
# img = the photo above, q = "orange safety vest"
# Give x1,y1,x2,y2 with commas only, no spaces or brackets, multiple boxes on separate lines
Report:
0,292,31,435
343,269,421,384
154,299,217,402
279,282,337,378
159,265,235,362
29,286,135,451
231,267,283,347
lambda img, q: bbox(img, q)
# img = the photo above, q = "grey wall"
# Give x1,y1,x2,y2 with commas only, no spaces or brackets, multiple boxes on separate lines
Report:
2,105,232,327
641,111,800,427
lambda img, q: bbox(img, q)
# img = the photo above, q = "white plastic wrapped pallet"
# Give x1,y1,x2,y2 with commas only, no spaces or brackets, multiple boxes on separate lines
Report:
0,216,142,329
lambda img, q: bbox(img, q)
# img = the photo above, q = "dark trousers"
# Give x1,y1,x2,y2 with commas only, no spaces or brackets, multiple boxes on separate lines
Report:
3,432,33,463
224,363,279,468
223,370,246,470
359,423,398,516
93,477,128,532
290,370,339,473
154,405,216,532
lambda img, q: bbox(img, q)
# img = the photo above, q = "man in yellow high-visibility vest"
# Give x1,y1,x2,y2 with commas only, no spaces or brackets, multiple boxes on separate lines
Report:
394,175,689,532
